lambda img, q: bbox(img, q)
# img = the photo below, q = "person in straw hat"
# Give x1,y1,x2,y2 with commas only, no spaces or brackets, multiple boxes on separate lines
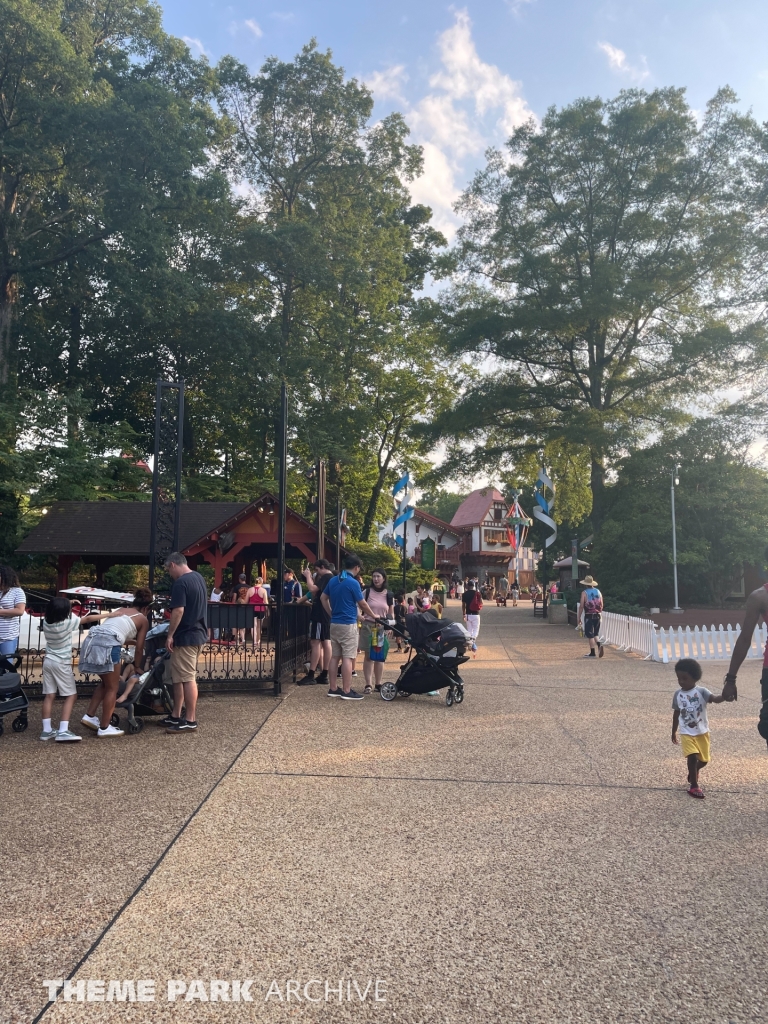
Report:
577,575,604,658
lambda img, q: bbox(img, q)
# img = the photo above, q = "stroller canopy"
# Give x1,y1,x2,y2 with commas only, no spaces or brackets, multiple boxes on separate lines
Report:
405,612,443,647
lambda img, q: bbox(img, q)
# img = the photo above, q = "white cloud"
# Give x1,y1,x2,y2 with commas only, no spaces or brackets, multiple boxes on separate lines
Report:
182,36,208,57
365,64,408,103
505,0,536,15
597,41,650,83
408,142,463,237
429,9,532,136
372,10,533,238
244,19,263,38
408,94,483,159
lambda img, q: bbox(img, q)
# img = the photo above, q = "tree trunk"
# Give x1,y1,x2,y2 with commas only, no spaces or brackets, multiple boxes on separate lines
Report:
360,459,391,543
0,278,16,387
66,303,82,444
590,454,607,530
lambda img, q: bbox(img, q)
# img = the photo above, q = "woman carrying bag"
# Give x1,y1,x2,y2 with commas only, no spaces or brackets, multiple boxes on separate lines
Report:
359,568,394,695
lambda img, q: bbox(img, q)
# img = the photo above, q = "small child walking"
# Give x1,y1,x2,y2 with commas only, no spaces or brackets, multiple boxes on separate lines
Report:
40,597,105,742
671,657,726,798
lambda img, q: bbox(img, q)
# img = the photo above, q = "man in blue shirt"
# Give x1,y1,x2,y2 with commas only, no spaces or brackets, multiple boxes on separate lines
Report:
282,568,302,604
321,554,375,700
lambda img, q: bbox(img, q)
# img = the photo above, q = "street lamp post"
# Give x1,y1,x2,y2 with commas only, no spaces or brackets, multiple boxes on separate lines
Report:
670,465,682,613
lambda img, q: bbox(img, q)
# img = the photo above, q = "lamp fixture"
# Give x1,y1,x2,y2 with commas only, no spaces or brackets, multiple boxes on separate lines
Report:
257,504,264,513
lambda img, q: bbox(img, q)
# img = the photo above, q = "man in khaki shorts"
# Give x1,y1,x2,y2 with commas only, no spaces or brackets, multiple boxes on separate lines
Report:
321,554,375,700
164,552,209,733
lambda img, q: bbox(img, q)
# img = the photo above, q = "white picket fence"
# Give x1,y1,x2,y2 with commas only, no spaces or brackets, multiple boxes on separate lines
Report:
597,611,767,664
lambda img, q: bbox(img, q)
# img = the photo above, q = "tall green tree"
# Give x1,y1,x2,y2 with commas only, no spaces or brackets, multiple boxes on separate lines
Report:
0,0,217,388
591,415,768,607
432,87,767,527
217,42,449,533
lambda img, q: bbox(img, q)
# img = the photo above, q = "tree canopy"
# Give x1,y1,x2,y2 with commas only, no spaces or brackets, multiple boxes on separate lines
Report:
431,87,768,526
590,416,767,608
1,7,454,564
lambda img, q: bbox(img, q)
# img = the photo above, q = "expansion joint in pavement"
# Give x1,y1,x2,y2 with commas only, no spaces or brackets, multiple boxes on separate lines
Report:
30,695,289,1024
229,767,759,795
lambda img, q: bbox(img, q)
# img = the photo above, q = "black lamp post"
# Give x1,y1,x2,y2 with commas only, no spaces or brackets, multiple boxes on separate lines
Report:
148,377,184,592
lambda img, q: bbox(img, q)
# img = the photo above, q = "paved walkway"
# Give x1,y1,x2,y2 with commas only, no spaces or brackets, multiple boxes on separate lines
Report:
5,604,768,1023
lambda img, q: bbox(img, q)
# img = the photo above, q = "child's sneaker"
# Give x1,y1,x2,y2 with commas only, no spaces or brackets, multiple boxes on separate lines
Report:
55,729,82,742
97,724,124,737
687,786,705,799
81,713,100,731
39,728,57,741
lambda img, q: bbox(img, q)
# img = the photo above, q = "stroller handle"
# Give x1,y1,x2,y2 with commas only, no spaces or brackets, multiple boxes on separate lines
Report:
374,616,404,637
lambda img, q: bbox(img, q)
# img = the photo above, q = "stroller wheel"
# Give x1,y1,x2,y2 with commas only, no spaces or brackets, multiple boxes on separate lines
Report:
454,686,464,704
126,718,144,734
445,688,454,707
380,681,398,702
12,716,27,732
110,713,120,727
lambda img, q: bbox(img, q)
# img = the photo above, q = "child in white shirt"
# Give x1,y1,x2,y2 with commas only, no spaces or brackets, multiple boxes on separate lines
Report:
671,657,726,799
40,597,106,742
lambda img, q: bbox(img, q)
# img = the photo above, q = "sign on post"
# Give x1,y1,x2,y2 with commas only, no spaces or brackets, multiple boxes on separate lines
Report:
421,538,436,570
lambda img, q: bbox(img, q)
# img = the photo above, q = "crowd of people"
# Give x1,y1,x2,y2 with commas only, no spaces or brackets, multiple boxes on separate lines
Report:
0,555,208,740
5,553,766,792
296,556,468,698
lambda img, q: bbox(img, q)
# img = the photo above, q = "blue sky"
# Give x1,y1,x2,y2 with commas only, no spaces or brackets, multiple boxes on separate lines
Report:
159,0,768,235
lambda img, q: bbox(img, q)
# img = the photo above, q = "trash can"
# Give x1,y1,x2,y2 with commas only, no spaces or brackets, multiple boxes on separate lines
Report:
548,595,568,624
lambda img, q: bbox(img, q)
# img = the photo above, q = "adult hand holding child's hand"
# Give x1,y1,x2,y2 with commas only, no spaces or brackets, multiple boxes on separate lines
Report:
722,675,738,702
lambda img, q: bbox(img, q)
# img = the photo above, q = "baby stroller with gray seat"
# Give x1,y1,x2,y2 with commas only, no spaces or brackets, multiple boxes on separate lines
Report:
0,655,28,736
113,646,174,734
378,614,470,706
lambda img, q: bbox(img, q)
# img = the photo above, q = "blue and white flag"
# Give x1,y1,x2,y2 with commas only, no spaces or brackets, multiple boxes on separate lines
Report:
533,467,557,548
394,505,415,529
392,472,410,499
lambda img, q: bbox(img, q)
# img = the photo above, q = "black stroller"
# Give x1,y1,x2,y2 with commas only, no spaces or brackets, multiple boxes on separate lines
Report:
0,654,28,736
114,642,174,734
379,614,470,707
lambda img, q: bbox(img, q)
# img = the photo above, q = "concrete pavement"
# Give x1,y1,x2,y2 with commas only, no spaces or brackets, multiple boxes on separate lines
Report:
4,604,768,1023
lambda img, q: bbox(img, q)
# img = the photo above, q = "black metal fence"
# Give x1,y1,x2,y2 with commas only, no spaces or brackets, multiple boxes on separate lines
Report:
14,602,311,695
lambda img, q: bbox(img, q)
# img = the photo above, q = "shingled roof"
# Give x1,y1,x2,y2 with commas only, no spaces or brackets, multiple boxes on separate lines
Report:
450,488,505,529
17,502,248,557
412,508,463,537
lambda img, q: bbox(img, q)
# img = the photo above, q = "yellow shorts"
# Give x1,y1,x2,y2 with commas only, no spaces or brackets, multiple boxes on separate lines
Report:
680,732,710,764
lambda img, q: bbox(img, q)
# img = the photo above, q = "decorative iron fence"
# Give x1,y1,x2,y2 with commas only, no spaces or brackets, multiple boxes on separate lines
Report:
14,602,311,694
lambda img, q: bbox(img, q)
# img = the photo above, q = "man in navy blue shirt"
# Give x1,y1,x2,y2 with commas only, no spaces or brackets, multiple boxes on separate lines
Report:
282,568,302,604
321,554,375,700
164,552,208,733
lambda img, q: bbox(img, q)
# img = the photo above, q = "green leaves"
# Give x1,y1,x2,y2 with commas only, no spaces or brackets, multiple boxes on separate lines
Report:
434,86,768,526
591,415,768,607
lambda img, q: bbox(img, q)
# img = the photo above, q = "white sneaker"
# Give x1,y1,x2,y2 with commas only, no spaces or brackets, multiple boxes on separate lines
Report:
97,724,124,737
81,714,100,731
55,729,82,742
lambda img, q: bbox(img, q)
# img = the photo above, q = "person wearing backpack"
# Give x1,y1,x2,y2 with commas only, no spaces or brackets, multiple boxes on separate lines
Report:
578,575,604,658
462,581,483,653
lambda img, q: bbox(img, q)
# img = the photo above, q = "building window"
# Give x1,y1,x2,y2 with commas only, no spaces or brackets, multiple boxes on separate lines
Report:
484,529,508,546
494,507,503,521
